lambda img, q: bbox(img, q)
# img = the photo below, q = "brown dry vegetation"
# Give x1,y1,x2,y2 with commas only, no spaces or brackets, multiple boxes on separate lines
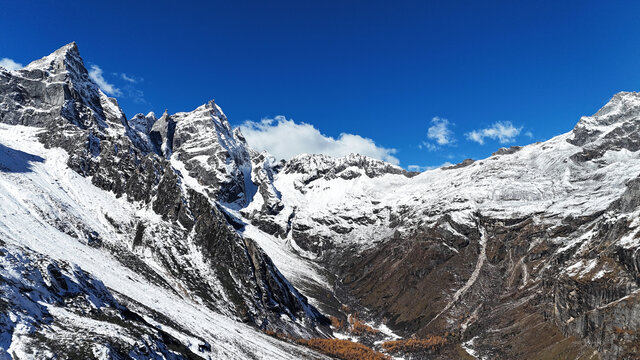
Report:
263,330,390,360
329,315,346,330
329,310,379,335
615,327,635,335
296,338,391,360
348,314,379,335
381,335,448,353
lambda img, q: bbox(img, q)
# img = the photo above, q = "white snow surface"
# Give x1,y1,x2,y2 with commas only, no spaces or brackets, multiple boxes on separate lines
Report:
248,130,640,250
236,92,640,293
0,124,326,359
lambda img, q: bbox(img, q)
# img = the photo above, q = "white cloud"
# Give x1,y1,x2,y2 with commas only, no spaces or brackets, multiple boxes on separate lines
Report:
239,116,399,165
419,141,439,151
421,116,455,151
123,86,147,104
120,73,137,83
466,121,522,145
427,116,454,145
0,58,23,71
110,72,146,103
524,130,533,138
88,65,122,96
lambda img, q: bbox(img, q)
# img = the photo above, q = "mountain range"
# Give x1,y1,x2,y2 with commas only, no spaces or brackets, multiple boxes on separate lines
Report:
2,43,640,359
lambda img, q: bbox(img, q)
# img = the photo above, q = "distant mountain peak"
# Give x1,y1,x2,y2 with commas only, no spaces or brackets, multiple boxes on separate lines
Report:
569,91,640,155
24,42,84,74
0,42,129,131
593,91,640,122
283,152,412,184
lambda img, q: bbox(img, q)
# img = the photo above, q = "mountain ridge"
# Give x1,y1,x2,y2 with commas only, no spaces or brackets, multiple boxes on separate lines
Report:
3,42,640,359
0,43,332,359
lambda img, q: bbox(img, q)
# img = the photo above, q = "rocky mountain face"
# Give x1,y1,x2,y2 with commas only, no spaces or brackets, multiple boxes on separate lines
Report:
0,43,328,359
260,93,640,359
2,43,640,360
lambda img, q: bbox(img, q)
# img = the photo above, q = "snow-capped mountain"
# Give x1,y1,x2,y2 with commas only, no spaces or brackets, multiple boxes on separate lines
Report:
3,43,640,359
0,43,329,359
242,91,640,359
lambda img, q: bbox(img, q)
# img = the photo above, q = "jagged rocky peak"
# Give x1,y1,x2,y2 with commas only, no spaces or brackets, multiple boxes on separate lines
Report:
569,91,640,160
23,41,83,74
0,42,126,131
0,43,331,355
149,109,175,156
284,152,412,183
146,101,253,204
570,91,640,142
170,99,246,158
247,150,284,216
591,91,640,125
126,111,158,154
129,111,157,134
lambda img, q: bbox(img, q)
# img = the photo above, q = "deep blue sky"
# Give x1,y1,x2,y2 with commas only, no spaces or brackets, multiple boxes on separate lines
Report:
2,1,640,169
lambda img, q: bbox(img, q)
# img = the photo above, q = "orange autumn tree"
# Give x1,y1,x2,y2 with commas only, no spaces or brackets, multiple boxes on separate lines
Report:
381,336,448,353
296,338,391,360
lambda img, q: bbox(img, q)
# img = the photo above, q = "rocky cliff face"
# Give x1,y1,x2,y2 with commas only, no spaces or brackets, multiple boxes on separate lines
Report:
0,43,328,359
148,101,253,205
3,42,640,360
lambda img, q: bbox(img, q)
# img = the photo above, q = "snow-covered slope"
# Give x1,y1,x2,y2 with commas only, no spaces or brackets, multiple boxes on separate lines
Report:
0,43,332,359
0,125,328,359
244,95,640,256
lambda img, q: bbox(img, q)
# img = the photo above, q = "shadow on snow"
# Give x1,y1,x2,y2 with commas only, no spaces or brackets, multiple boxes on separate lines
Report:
0,143,45,173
